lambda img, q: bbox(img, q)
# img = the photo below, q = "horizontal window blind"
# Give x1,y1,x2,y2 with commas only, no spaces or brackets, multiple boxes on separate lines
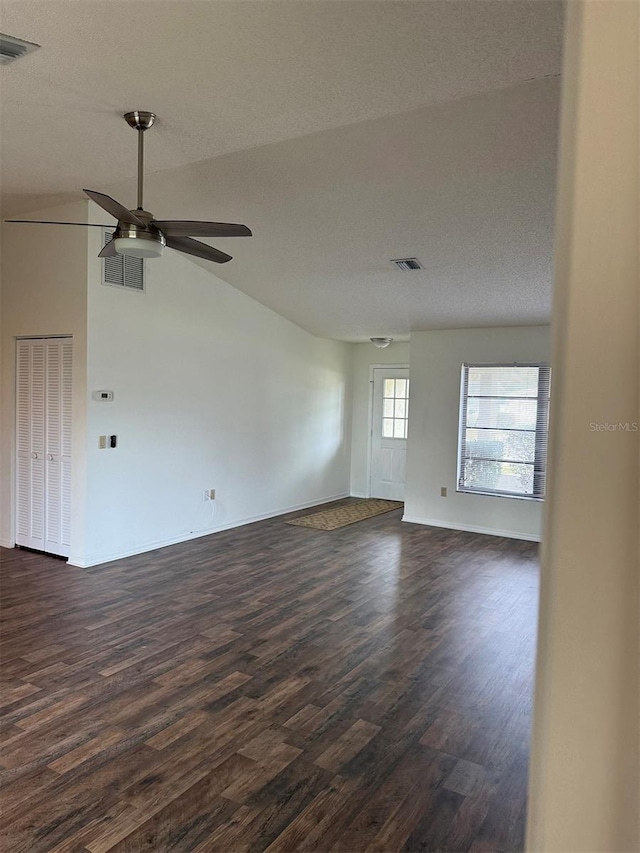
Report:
458,363,551,500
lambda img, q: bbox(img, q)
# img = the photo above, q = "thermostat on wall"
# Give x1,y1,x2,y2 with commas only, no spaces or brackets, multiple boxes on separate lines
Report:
92,390,114,401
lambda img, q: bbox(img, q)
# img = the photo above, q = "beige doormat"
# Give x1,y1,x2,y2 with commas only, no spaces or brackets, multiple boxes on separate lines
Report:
286,499,404,531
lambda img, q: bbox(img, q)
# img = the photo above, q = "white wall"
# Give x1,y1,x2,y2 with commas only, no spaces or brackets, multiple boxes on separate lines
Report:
527,2,639,850
403,326,550,541
350,341,409,496
0,202,89,554
78,222,352,566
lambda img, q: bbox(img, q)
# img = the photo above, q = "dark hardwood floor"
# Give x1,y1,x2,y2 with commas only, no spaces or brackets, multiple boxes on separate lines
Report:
0,502,539,853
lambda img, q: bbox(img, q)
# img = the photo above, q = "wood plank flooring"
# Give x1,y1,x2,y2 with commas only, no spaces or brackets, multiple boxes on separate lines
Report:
0,503,539,852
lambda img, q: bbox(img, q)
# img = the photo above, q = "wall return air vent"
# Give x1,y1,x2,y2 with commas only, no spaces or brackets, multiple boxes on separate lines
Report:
0,33,40,65
391,257,423,271
102,229,145,292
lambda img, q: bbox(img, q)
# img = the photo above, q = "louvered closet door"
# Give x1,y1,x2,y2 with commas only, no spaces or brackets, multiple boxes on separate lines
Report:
44,339,73,554
16,340,46,550
15,338,72,557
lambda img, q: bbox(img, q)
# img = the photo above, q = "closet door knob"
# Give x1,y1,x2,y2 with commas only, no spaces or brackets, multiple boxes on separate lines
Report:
31,451,38,459
47,454,54,462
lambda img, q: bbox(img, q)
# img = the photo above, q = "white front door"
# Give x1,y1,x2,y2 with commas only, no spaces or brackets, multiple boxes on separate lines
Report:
370,368,409,500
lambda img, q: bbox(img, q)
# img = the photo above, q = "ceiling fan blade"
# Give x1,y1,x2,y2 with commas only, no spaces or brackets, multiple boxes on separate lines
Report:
83,189,144,226
98,239,118,258
165,235,233,264
153,220,252,238
5,219,110,227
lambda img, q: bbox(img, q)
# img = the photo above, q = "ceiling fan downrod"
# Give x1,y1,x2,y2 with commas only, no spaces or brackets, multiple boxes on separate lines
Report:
123,111,156,211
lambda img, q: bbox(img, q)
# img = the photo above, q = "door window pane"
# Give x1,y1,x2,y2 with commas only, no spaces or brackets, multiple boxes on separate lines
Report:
393,419,407,438
381,376,410,440
382,418,394,437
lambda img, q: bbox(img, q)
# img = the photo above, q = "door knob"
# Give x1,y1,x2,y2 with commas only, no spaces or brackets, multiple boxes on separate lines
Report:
47,454,54,462
31,451,38,459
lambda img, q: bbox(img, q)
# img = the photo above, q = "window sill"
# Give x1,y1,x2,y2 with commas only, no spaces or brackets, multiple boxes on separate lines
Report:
456,488,544,503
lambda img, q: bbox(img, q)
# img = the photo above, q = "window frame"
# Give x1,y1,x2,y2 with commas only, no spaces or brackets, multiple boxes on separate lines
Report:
457,362,551,502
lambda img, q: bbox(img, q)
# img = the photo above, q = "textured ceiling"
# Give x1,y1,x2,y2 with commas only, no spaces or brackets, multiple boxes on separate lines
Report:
0,0,564,339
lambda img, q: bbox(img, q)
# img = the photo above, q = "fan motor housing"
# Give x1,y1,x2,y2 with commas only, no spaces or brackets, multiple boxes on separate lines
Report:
115,223,166,246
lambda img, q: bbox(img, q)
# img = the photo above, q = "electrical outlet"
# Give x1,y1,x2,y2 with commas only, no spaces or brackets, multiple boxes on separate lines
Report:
440,487,447,497
203,489,216,501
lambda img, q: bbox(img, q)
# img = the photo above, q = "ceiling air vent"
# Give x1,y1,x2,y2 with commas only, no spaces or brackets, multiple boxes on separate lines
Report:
102,229,145,293
0,33,40,65
391,257,423,271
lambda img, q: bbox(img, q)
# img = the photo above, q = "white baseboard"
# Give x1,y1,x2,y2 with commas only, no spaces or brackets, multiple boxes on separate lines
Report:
0,538,16,550
401,515,541,543
68,492,351,568
350,491,368,499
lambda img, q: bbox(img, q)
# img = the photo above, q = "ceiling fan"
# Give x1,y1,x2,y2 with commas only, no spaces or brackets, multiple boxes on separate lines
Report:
6,111,252,263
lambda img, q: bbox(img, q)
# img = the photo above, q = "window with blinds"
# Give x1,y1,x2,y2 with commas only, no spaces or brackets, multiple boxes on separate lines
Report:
102,229,145,292
457,363,551,500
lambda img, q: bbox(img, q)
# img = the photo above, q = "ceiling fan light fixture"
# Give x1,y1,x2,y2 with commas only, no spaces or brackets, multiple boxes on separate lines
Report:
114,237,164,259
114,227,166,259
371,337,393,348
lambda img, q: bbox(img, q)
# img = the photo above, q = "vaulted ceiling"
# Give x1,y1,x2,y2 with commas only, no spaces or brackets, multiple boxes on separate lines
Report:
1,0,564,340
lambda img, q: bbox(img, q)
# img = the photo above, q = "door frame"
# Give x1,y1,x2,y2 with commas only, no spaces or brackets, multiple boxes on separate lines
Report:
366,363,409,498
